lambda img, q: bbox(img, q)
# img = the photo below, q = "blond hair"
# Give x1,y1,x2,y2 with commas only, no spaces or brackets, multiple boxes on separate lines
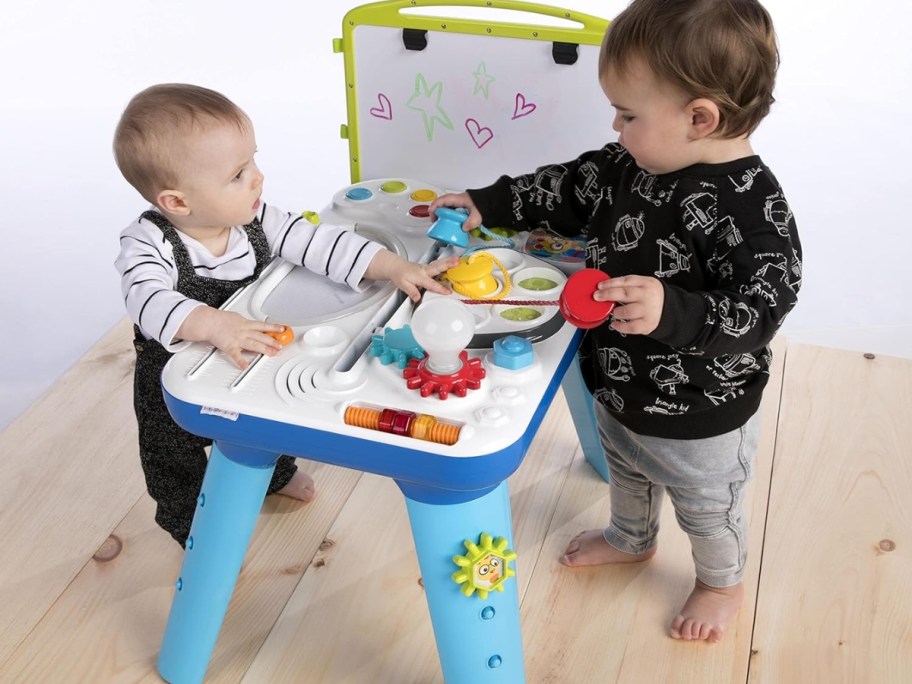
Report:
113,83,250,203
600,0,779,138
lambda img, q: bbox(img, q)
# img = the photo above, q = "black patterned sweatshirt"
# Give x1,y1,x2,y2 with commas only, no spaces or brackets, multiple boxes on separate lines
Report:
468,143,802,439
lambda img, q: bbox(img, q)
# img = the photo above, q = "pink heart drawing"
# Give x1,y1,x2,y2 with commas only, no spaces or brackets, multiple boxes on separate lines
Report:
465,118,494,149
370,93,392,120
512,93,536,120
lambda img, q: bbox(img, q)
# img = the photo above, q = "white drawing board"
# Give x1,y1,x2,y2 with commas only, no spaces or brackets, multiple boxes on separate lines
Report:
336,0,613,190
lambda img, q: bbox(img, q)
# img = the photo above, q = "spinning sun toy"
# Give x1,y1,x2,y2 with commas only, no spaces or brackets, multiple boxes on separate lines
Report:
451,532,517,599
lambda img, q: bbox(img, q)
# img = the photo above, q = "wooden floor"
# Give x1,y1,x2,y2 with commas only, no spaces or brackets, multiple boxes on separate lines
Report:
1,319,910,683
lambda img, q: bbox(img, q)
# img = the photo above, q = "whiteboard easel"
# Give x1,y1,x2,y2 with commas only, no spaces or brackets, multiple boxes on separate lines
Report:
334,0,613,190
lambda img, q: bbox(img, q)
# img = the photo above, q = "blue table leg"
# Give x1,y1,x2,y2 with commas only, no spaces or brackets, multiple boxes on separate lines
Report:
157,443,276,684
561,353,610,482
403,481,525,683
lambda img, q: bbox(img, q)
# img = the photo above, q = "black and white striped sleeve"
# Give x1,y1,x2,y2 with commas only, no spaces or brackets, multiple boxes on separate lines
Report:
113,216,203,351
259,203,384,291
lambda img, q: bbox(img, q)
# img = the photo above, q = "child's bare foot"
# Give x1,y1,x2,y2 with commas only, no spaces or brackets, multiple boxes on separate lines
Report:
276,470,316,503
560,529,657,567
669,580,743,644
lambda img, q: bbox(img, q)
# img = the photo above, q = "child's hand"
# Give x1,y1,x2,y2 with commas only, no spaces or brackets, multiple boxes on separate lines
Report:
364,250,458,302
596,275,665,335
391,255,459,302
429,192,483,232
178,306,285,369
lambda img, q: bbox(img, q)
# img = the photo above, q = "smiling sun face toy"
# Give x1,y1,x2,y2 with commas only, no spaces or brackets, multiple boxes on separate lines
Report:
473,553,503,589
451,532,516,599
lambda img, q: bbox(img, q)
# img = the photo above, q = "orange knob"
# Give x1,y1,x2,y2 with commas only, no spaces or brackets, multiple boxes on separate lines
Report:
267,325,295,346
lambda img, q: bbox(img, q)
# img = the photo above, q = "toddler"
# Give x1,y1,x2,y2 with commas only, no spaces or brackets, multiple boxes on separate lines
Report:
431,0,802,643
114,83,454,546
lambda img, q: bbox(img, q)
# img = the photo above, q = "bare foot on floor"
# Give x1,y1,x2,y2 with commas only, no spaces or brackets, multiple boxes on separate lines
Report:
276,470,316,503
560,529,657,567
669,580,743,644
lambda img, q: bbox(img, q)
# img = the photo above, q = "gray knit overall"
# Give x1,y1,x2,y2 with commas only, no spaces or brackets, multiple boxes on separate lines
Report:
133,211,296,546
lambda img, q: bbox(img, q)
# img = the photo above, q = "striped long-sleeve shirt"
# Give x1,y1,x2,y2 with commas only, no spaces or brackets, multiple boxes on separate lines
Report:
114,203,383,352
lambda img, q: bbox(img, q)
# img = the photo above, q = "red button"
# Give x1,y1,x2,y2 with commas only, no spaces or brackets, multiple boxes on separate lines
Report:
559,269,616,328
409,204,431,218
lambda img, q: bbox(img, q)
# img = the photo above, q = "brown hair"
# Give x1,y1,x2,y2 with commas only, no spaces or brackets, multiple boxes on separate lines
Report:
113,83,250,203
600,0,779,138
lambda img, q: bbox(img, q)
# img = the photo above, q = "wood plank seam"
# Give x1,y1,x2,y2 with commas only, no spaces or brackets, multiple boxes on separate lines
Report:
745,340,788,683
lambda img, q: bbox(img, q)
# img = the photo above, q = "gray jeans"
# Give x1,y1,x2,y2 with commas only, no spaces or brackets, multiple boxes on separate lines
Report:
596,402,760,587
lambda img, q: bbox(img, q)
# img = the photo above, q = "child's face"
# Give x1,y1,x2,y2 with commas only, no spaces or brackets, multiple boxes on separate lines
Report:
601,58,699,175
175,120,264,230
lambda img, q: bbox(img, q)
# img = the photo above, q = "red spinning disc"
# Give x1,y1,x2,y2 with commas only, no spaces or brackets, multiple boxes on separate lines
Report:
559,268,616,329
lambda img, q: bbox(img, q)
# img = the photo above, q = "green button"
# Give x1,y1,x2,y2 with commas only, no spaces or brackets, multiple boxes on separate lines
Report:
380,180,407,194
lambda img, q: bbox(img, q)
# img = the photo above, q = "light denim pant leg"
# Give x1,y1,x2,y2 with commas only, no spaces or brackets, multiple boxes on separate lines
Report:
596,406,665,555
595,402,760,587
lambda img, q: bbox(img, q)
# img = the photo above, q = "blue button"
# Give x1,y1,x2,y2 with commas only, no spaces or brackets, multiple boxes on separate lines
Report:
345,187,373,201
492,335,534,370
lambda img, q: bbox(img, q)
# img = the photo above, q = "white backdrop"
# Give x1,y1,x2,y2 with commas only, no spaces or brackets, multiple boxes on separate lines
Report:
1,0,910,431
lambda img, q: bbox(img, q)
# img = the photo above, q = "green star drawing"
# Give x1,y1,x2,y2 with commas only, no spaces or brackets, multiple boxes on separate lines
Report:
406,73,454,141
473,61,496,99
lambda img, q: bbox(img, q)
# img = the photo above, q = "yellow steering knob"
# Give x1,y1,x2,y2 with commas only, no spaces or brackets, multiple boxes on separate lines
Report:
444,253,510,299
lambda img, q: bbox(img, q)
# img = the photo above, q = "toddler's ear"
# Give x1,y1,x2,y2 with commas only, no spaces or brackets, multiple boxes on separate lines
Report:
156,189,190,215
687,98,721,139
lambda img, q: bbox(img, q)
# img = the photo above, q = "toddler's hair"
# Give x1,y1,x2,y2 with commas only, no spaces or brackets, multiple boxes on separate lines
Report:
113,83,250,203
600,0,779,138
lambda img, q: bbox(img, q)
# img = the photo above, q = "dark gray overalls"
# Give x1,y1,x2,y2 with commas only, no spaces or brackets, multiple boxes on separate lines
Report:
132,211,296,546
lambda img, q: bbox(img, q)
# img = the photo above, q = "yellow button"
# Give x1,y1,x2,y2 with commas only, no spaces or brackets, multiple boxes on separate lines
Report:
410,188,437,202
301,211,320,224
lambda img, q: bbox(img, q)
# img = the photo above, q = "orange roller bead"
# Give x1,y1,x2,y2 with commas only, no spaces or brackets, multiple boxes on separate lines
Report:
267,325,295,346
409,414,435,441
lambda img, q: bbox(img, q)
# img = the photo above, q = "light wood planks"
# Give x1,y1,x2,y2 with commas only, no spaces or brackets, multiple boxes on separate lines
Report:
0,457,365,682
520,337,786,684
749,344,912,683
0,318,142,665
1,334,910,684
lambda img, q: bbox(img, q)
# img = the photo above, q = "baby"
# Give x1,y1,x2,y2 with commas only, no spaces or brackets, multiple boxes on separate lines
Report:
114,83,454,546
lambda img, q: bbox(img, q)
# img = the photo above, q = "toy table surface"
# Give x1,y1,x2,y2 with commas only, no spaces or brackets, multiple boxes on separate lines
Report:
156,178,582,684
161,178,581,502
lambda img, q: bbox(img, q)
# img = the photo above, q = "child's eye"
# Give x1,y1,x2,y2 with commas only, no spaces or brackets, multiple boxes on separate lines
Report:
621,115,635,123
233,169,244,181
